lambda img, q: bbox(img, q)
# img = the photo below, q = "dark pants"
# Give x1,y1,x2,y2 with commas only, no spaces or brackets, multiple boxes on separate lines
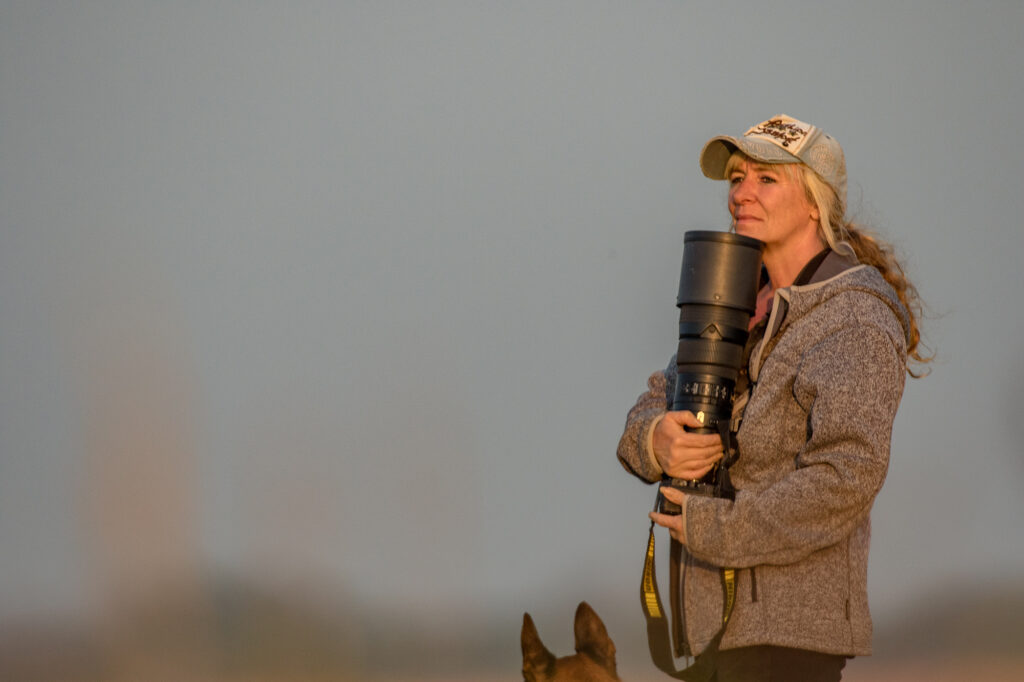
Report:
709,646,848,682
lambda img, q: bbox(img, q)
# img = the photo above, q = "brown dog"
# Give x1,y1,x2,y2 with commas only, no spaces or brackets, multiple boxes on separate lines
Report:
521,601,620,681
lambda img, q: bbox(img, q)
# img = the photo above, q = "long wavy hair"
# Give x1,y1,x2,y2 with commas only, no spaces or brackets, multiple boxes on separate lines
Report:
725,151,932,377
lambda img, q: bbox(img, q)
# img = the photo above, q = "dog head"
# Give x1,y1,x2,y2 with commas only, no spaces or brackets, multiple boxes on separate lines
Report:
521,601,619,682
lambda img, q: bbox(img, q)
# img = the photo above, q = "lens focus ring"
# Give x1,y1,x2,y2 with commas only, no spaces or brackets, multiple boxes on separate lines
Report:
675,380,732,402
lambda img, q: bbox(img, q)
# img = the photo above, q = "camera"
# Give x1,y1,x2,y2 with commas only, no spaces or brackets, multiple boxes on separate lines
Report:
658,231,764,513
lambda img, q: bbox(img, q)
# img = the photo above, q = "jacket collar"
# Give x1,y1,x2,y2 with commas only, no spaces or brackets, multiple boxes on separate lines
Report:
749,250,886,383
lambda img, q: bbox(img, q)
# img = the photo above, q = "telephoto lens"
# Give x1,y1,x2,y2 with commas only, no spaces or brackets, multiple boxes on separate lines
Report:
659,231,764,513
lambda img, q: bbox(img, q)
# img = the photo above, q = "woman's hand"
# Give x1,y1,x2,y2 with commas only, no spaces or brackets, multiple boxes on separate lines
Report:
652,410,724,480
650,486,688,544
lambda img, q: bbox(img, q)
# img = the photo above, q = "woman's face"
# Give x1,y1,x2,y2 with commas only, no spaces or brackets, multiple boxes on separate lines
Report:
728,159,819,252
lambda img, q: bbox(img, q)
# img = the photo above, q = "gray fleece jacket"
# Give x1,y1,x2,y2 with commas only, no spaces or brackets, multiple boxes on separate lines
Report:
617,252,909,657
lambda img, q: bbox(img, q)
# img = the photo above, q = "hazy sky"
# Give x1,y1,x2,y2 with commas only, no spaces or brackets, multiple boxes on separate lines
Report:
1,0,1022,662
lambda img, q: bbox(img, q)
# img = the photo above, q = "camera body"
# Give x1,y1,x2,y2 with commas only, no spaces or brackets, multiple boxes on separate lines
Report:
657,231,764,514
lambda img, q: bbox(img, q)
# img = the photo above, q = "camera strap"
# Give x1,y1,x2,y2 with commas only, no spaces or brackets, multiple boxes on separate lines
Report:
641,515,737,681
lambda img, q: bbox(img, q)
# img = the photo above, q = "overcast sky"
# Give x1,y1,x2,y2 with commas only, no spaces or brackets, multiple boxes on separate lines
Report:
1,0,1022,674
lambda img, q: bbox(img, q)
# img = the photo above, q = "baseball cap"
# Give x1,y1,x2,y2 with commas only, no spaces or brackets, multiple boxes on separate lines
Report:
699,114,847,208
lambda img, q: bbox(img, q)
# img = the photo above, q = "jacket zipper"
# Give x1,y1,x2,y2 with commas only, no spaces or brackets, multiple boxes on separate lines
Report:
750,567,759,602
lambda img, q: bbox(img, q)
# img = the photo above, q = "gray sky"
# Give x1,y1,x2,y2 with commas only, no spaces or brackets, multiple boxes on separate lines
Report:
1,0,1022,672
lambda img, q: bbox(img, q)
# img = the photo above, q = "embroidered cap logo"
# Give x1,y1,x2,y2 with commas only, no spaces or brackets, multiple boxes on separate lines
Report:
745,116,815,154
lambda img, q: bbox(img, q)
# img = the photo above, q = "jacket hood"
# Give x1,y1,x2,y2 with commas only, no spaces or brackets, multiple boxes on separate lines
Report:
750,252,911,383
787,257,910,342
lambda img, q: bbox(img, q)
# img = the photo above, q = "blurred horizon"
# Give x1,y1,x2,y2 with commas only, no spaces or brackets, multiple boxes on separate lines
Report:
1,569,1023,679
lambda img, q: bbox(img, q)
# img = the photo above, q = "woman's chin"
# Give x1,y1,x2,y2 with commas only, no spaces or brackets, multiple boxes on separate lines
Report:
734,224,760,239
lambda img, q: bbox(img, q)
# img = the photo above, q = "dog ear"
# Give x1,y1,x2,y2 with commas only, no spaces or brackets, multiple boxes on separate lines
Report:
573,601,617,673
521,612,556,681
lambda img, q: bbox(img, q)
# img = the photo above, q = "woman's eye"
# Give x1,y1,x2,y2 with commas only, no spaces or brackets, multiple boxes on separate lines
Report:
729,175,743,184
759,175,777,184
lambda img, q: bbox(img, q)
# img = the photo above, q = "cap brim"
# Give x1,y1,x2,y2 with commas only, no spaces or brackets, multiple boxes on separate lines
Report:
699,135,802,179
699,136,740,180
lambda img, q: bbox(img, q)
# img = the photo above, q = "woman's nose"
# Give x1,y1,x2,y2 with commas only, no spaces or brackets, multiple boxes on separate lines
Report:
731,177,754,204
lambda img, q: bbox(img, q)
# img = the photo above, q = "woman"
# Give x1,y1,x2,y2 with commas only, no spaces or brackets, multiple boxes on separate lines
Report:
617,115,928,681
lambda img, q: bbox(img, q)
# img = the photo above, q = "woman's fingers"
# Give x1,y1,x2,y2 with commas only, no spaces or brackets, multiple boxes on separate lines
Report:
653,410,726,478
664,450,723,480
674,410,709,430
669,463,715,480
650,508,686,543
672,442,723,459
651,487,688,543
659,485,685,503
664,412,721,444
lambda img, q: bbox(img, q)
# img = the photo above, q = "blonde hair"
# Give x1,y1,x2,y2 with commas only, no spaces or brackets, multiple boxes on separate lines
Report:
725,151,931,376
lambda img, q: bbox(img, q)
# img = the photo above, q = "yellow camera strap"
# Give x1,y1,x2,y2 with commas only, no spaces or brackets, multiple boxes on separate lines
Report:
641,520,737,681
722,567,737,623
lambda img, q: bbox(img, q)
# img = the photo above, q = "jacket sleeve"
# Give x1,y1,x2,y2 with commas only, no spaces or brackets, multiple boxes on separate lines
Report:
684,323,906,568
616,358,675,483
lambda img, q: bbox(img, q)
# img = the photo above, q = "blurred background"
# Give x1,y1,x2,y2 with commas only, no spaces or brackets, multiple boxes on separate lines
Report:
1,2,1022,680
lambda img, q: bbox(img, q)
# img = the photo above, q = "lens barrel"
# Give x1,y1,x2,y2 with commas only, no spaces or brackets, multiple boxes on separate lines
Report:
673,231,764,426
660,230,764,510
